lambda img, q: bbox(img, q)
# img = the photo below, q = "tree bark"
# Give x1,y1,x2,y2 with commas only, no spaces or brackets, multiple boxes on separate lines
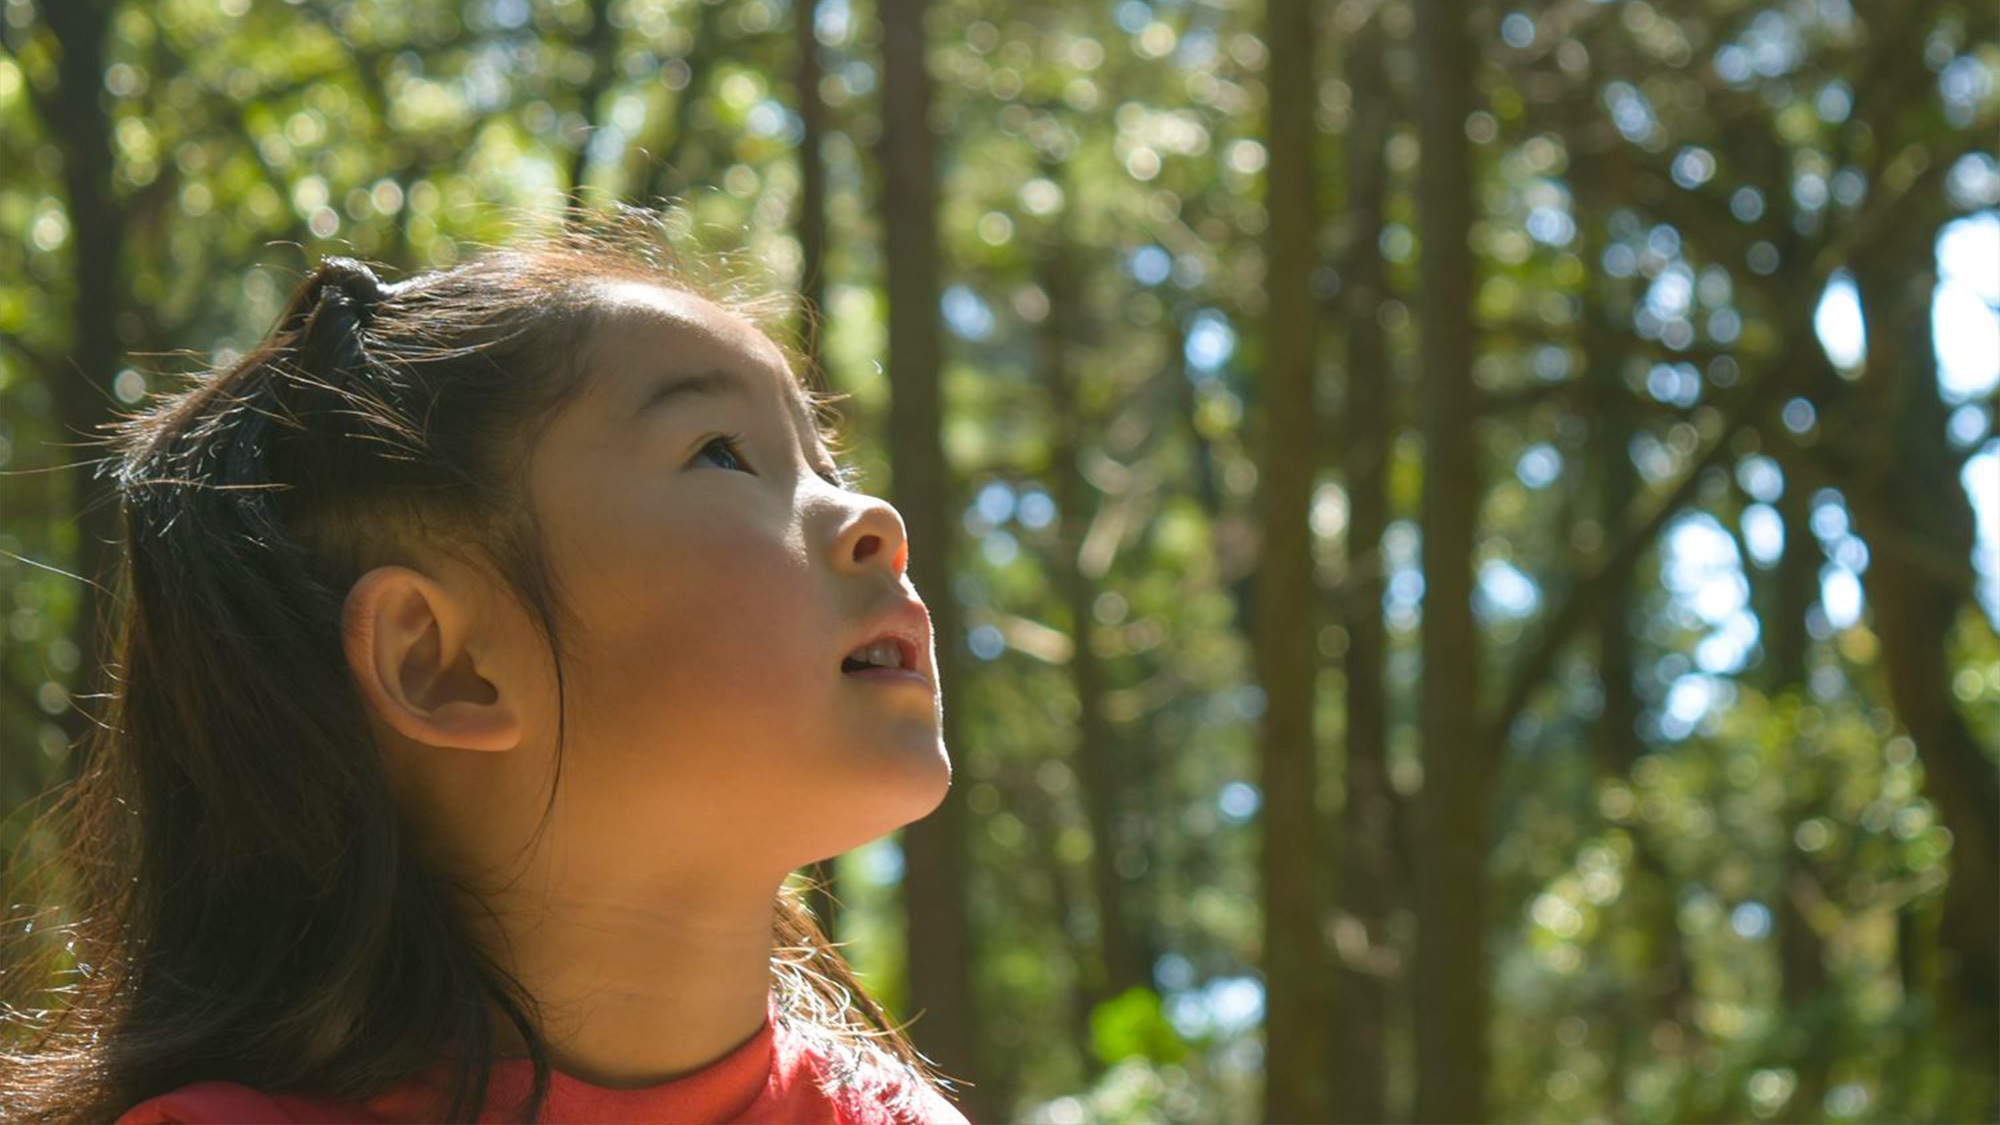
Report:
1848,232,1999,1110
634,0,725,206
1017,766,1104,1095
1582,217,1649,1121
1836,27,1997,1111
794,0,832,398
1412,0,1487,1119
794,0,842,944
1258,0,1331,1120
39,0,125,774
1036,163,1148,1005
1769,384,1833,1125
1330,10,1394,1120
563,0,620,196
877,1,984,1117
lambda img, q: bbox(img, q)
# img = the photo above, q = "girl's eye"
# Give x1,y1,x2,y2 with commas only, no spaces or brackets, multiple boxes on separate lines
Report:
693,433,753,474
696,432,860,490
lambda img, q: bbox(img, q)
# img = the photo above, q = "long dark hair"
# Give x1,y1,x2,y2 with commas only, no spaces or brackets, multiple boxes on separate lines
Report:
0,204,959,1122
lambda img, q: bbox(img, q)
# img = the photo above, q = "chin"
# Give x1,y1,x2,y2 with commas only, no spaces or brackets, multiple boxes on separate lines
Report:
907,739,954,816
874,735,953,823
801,744,953,864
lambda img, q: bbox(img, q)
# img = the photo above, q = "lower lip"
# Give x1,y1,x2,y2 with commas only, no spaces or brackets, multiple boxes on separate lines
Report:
843,667,931,690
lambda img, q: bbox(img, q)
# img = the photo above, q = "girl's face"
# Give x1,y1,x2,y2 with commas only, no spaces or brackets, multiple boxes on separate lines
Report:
414,281,950,887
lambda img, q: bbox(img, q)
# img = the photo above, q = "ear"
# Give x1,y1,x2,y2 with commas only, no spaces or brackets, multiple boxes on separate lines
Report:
340,564,523,753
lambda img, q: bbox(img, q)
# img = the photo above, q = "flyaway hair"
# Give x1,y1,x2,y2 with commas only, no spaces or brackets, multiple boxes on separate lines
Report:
0,203,958,1123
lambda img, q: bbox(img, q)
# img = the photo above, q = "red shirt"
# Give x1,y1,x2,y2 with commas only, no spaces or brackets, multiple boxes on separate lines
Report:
117,993,972,1124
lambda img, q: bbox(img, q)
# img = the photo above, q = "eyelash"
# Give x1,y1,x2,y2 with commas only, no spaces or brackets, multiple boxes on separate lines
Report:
694,432,753,473
695,432,861,491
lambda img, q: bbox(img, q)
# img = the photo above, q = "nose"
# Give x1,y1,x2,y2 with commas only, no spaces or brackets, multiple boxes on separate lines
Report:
835,495,911,580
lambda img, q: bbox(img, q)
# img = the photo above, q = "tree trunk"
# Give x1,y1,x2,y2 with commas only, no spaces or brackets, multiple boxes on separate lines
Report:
877,1,984,1117
1769,404,1833,1125
1018,767,1107,1093
1837,28,1998,1113
40,0,125,773
1848,234,1999,1113
1411,0,1486,1119
794,0,842,944
1258,0,1331,1120
635,0,725,206
1768,468,1822,692
1330,10,1394,1120
563,0,620,195
1586,249,1647,1122
1036,165,1148,1005
794,0,832,398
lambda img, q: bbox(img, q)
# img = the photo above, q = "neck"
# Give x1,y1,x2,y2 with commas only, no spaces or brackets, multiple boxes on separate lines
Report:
476,872,781,1089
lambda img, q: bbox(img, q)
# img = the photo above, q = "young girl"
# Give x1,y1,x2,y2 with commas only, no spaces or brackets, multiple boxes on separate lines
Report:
0,206,972,1124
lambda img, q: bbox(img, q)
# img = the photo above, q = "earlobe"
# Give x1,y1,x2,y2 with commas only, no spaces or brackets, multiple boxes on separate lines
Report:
340,565,523,754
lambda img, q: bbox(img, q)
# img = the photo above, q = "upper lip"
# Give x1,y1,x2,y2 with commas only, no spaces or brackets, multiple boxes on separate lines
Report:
844,599,933,682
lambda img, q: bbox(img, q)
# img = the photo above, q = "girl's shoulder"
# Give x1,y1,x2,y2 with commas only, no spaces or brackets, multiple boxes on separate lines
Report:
840,1069,972,1125
116,1081,384,1125
777,1029,972,1125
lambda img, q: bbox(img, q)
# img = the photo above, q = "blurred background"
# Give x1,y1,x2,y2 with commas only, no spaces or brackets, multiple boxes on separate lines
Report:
1,0,1996,1121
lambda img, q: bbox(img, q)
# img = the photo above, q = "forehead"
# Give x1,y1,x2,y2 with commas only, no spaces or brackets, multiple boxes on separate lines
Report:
582,279,819,437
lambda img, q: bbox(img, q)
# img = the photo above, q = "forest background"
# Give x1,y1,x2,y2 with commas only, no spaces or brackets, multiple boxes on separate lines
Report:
0,0,1996,1122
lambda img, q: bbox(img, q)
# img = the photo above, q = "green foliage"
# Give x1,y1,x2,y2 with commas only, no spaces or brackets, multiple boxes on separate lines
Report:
1089,986,1190,1067
2,0,1996,1121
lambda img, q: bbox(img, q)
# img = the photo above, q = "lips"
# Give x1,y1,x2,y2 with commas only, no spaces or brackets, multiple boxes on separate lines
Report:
842,599,933,686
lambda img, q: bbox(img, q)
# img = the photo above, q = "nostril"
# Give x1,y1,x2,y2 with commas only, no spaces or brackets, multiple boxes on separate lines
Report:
854,532,882,563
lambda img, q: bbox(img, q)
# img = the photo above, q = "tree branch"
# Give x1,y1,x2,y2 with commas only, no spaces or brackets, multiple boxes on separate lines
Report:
1483,327,1805,751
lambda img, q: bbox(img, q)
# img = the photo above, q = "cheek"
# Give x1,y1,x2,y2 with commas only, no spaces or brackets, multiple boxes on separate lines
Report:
575,522,828,744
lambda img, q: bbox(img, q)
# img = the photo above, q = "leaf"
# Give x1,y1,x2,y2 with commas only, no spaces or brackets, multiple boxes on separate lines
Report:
1089,986,1190,1066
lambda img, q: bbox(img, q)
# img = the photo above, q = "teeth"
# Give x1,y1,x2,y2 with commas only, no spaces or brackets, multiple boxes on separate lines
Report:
848,639,902,669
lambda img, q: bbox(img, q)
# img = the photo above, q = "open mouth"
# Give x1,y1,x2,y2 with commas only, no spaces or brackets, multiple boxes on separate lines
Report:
842,635,917,674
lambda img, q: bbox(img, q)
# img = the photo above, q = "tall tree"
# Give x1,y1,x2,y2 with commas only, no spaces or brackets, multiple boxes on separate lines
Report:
794,0,843,943
1330,7,1397,1120
8,0,126,771
876,0,984,1117
1258,0,1330,1120
1568,153,1701,1102
563,0,620,196
1412,0,1487,1119
1847,222,2000,1104
1766,356,1835,1125
1838,6,1999,1094
631,0,726,205
1036,158,1149,1006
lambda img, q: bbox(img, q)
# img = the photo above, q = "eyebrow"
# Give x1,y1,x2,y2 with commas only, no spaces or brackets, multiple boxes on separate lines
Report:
635,367,754,416
635,364,831,451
